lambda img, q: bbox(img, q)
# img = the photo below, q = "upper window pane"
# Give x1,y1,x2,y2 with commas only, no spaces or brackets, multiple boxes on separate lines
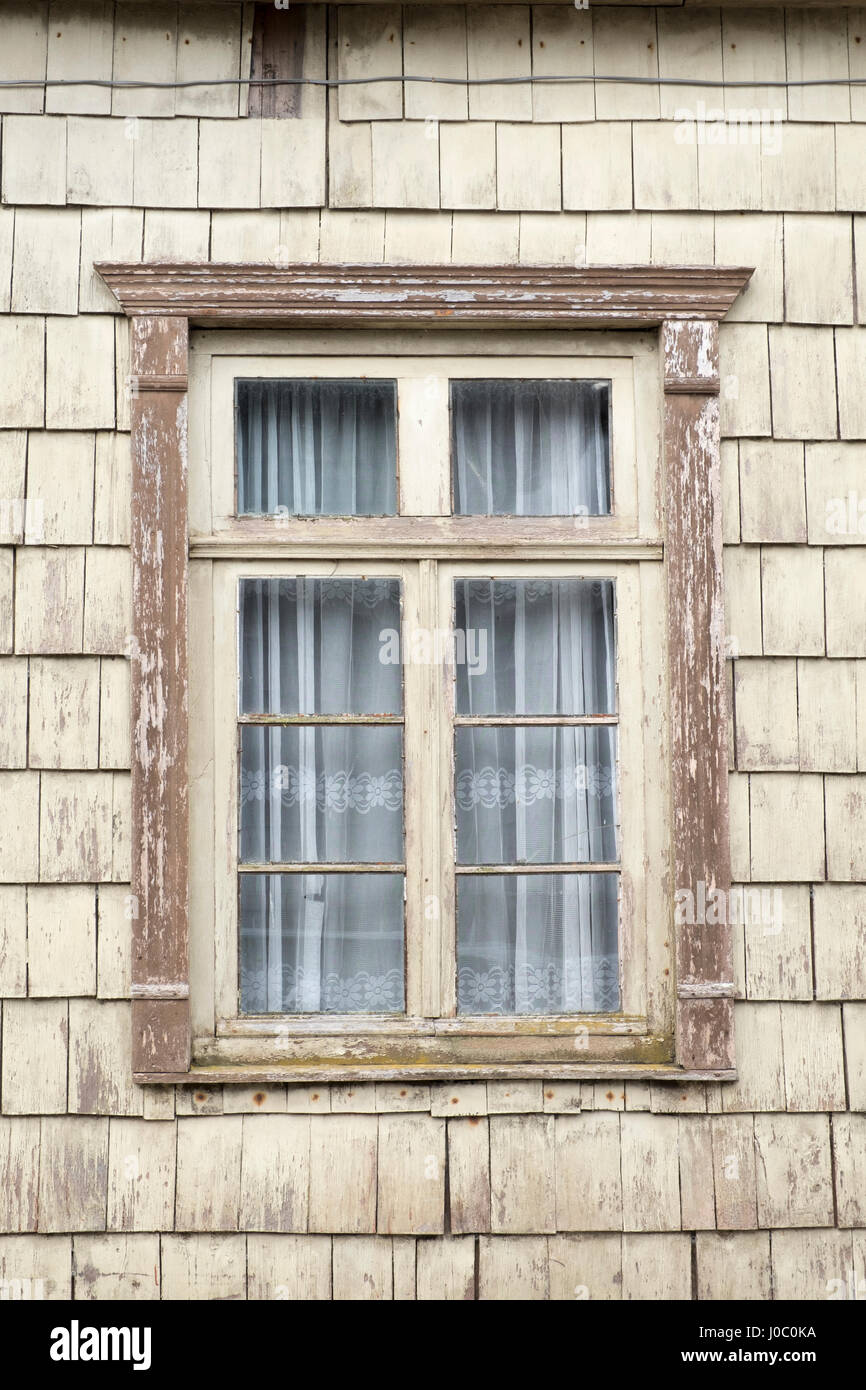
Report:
236,378,397,516
451,379,611,516
239,577,402,715
455,579,616,716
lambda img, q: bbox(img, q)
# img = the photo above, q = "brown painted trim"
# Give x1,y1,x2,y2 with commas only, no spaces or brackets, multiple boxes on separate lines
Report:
96,262,752,328
102,264,748,1081
663,319,734,1073
129,314,191,1076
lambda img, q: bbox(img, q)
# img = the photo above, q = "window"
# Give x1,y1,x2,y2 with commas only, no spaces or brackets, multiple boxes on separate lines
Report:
100,261,749,1082
188,336,668,1070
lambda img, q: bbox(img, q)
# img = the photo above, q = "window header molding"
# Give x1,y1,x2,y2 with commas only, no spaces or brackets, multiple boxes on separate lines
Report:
96,262,752,329
98,260,752,1086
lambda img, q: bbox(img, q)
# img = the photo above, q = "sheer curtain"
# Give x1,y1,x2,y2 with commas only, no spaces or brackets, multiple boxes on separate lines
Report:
453,577,620,1015
236,379,397,516
238,578,404,1014
451,379,611,516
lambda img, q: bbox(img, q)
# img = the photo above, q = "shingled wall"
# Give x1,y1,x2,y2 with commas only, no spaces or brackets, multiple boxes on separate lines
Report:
0,1,865,1300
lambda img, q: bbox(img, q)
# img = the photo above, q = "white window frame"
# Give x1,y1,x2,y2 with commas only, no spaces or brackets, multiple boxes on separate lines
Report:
187,328,673,1073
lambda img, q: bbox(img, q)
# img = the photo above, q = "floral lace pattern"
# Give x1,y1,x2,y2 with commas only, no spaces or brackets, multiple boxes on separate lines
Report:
456,761,615,809
240,965,404,1014
241,765,403,813
457,955,620,1014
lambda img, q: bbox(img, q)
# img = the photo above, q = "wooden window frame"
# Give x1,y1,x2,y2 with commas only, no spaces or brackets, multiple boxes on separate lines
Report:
96,262,752,1085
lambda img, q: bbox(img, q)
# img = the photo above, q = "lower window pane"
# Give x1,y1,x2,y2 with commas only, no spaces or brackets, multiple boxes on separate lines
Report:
455,725,618,864
456,872,619,1015
240,725,404,864
239,873,405,1014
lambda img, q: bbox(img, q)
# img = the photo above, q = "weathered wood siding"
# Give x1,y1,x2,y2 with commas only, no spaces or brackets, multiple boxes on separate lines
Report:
0,1,865,1299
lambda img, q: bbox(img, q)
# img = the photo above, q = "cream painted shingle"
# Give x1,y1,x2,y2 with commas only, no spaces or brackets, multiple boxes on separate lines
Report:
451,211,519,264
749,772,825,880
0,317,46,428
805,442,866,544
73,1234,160,1300
844,1002,866,1107
714,214,783,324
1,116,67,204
333,1236,395,1299
11,208,80,315
651,212,714,265
79,209,143,312
142,209,210,261
247,1235,331,1300
585,212,651,263
784,215,854,324
261,118,327,209
734,658,798,769
633,122,698,210
319,210,384,262
719,323,771,437
111,3,177,118
176,1,246,120
328,118,372,208
657,7,723,119
416,1236,476,1300
831,1115,866,1227
724,546,762,658
404,7,468,121
621,1234,691,1299
160,1235,246,1300
239,1115,311,1230
28,884,96,997
826,773,866,879
66,116,134,205
198,119,261,208
132,118,198,208
531,6,593,123
739,441,806,543
95,883,131,999
768,326,838,440
761,125,835,212
338,5,403,122
835,124,866,209
93,432,131,545
771,1230,854,1299
378,1114,446,1234
761,546,824,655
1,1001,69,1115
835,328,866,438
26,431,95,545
29,657,99,769
721,8,787,116
826,549,866,656
440,121,495,208
69,999,142,1116
0,3,49,116
742,883,812,1001
14,547,84,655
519,212,585,266
562,123,633,211
698,140,762,213
0,658,28,769
46,316,115,429
620,1113,681,1232
785,11,851,123
39,770,115,882
371,121,439,209
497,123,561,212
696,1232,771,1300
0,887,27,996
593,8,659,121
780,1002,847,1109
175,1116,242,1231
467,5,531,122
309,1114,378,1232
46,2,113,117
813,884,866,998
477,1235,548,1299
798,658,857,772
754,1114,834,1227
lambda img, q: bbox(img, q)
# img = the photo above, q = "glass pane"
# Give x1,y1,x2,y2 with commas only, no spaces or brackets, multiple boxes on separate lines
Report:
239,577,402,715
236,378,397,516
239,872,404,1014
455,578,615,715
452,379,611,516
240,726,403,864
457,873,619,1015
455,726,618,865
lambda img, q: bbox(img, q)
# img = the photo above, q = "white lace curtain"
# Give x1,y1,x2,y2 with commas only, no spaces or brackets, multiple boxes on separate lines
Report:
236,379,619,1017
454,580,620,1015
